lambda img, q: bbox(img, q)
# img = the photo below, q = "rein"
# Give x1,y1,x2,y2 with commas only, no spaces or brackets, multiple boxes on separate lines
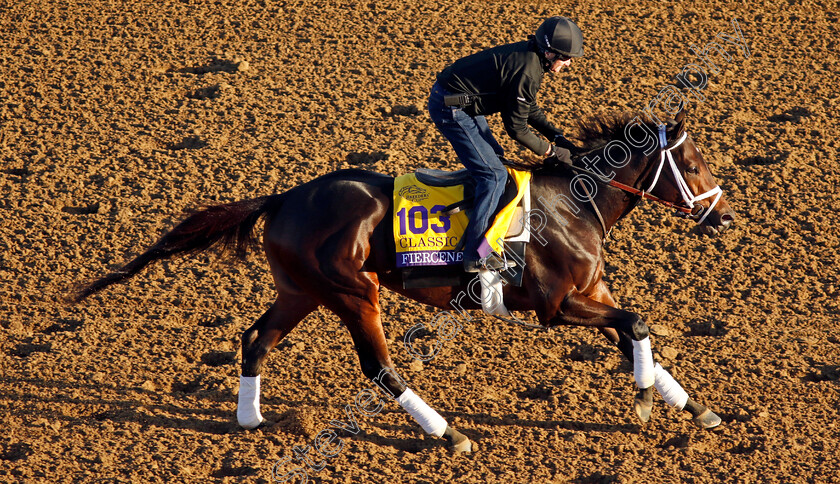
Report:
606,176,694,214
569,166,696,216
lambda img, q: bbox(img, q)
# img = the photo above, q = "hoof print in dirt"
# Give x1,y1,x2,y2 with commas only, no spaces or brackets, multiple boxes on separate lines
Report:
40,318,84,334
172,378,203,394
270,409,318,438
187,84,222,100
171,58,245,75
197,315,236,328
346,151,388,165
11,342,52,358
518,382,555,401
167,135,208,151
61,203,103,215
382,105,421,116
768,106,811,124
658,434,691,449
211,466,258,479
685,319,727,337
569,343,601,362
201,351,236,367
0,443,34,462
735,153,788,166
807,365,840,382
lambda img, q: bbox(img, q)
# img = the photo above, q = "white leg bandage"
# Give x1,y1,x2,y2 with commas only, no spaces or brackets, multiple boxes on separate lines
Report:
396,388,447,438
633,337,655,389
654,363,689,410
237,375,265,429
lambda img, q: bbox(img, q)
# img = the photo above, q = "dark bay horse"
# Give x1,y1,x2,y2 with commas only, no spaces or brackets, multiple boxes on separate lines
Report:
73,110,734,452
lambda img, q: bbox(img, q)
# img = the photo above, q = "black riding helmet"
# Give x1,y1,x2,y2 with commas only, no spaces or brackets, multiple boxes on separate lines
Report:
534,16,584,58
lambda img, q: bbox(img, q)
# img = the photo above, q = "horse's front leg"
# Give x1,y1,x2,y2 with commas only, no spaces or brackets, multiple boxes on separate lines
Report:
550,290,657,423
590,283,721,429
598,326,721,429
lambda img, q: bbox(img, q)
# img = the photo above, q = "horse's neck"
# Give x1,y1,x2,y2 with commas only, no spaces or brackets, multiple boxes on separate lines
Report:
584,146,654,229
586,177,638,234
533,171,634,237
606,154,655,226
533,151,651,235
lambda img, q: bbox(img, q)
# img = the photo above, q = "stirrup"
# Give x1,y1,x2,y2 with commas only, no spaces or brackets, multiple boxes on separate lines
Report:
464,255,515,273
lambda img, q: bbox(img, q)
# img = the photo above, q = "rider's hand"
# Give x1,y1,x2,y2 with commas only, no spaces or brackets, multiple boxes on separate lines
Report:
554,134,579,154
548,145,573,166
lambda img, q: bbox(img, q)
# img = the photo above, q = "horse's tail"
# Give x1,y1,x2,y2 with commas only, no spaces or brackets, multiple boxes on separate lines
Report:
71,194,286,303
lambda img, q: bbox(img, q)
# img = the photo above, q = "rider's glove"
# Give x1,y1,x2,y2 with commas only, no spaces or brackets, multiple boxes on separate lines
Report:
554,134,579,153
548,145,573,166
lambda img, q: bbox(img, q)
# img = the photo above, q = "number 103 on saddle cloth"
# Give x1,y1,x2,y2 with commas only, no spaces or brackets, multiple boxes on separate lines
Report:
392,168,531,268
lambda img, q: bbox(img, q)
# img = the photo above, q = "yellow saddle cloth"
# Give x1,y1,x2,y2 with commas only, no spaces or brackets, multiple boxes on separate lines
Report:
393,168,531,268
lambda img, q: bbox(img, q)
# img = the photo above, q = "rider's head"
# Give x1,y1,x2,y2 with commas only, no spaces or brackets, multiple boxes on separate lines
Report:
531,16,584,72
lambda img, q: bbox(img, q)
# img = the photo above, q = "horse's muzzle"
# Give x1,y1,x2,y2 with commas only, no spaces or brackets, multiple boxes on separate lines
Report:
700,205,735,236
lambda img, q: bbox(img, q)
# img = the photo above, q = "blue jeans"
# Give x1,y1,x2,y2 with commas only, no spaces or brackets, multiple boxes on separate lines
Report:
428,82,507,262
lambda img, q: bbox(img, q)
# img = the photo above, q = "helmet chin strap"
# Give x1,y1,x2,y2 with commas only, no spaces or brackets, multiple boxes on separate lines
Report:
645,129,723,225
529,38,554,72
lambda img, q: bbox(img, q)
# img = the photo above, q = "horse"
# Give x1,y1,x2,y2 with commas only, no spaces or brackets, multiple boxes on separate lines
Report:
72,109,735,453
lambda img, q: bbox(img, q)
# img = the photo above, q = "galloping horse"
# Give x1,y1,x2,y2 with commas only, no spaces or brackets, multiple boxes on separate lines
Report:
73,110,735,452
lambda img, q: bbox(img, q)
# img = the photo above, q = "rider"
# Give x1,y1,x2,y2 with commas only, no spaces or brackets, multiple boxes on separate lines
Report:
428,16,585,272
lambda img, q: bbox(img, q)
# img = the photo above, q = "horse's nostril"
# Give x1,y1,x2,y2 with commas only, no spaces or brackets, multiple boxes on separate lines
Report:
720,213,734,227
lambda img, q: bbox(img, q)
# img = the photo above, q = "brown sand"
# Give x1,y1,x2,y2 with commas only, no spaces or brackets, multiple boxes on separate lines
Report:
1,0,839,482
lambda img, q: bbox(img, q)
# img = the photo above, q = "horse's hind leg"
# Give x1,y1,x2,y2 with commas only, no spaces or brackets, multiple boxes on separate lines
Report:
237,293,318,429
323,273,472,452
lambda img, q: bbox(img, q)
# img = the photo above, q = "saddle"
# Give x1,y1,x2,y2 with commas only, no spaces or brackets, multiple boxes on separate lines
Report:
394,168,532,289
413,168,529,239
414,168,473,187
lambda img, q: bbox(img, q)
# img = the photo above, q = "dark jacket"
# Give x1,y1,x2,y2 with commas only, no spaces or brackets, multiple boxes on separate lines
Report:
436,40,563,156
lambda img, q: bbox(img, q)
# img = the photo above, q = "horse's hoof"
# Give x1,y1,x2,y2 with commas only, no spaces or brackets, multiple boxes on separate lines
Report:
239,418,269,430
449,437,472,453
692,409,722,429
634,388,653,423
443,426,472,453
634,398,651,423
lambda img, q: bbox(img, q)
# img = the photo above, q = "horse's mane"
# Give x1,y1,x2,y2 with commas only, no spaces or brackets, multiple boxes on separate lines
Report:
576,112,641,147
503,112,653,172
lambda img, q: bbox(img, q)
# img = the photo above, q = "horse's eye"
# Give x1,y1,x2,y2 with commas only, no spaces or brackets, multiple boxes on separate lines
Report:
687,166,700,175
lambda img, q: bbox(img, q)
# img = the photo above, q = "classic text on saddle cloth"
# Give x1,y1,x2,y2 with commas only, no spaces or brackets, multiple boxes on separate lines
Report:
393,168,532,268
393,175,468,267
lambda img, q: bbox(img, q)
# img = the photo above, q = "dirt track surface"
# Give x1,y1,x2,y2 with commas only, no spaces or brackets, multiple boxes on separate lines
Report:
2,1,839,482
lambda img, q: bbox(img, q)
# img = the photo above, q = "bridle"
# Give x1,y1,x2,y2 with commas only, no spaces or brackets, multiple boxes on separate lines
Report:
640,130,723,225
571,128,723,230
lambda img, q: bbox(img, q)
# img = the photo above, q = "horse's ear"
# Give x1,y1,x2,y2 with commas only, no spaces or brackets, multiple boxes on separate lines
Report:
665,108,687,142
673,108,687,136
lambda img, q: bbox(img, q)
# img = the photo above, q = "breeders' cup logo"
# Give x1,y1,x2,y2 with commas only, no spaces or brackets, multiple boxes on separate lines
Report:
399,185,429,202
